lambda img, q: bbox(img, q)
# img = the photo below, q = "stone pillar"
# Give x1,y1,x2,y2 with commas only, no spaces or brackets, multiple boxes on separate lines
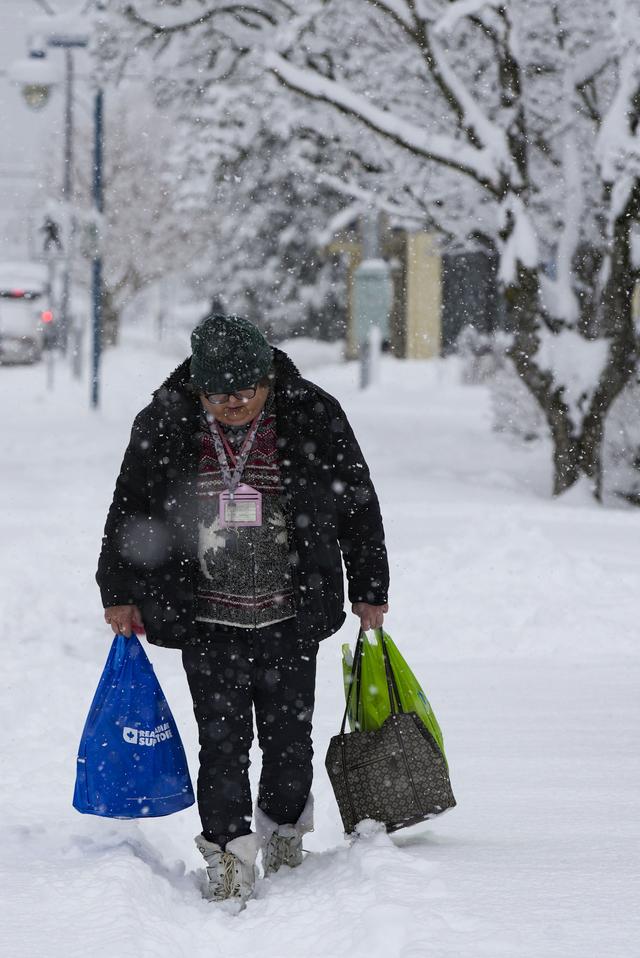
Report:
326,240,361,360
405,232,442,359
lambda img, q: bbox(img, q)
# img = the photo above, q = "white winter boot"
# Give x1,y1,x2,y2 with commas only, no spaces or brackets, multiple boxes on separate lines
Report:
195,833,259,904
256,794,314,877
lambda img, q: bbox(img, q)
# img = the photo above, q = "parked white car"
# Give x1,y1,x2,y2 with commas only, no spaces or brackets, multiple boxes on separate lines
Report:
0,262,51,364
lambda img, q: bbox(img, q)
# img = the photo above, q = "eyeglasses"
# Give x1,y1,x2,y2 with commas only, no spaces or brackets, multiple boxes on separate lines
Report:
203,386,259,405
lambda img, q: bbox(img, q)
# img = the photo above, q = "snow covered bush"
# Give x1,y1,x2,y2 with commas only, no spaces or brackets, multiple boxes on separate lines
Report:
603,377,640,504
456,326,546,441
456,326,510,386
491,365,548,443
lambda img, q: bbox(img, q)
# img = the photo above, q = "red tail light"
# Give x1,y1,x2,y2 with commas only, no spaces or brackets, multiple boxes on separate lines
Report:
41,310,54,324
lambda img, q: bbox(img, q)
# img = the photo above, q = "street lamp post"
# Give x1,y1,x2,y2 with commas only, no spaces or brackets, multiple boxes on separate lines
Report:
46,32,88,359
47,31,105,406
14,23,105,409
10,49,56,110
91,87,104,409
58,47,74,356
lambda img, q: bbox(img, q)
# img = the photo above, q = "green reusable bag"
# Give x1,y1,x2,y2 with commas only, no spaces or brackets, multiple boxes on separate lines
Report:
329,630,456,832
342,629,447,763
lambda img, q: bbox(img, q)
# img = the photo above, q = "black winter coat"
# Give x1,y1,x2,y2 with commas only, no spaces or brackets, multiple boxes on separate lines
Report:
96,348,389,648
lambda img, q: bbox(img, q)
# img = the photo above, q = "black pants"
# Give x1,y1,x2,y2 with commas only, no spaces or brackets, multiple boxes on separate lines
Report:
182,620,318,849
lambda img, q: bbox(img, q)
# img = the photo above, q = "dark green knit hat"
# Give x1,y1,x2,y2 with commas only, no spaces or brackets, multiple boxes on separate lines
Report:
190,314,273,394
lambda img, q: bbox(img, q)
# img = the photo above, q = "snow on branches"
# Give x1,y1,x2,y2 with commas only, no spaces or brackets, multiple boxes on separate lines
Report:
104,0,640,498
264,51,503,189
433,0,504,36
498,194,538,287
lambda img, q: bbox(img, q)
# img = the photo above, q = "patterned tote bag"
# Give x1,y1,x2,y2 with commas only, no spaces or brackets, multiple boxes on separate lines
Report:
326,630,456,834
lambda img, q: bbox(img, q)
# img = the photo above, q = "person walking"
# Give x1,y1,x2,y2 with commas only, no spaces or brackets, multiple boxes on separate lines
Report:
97,314,389,903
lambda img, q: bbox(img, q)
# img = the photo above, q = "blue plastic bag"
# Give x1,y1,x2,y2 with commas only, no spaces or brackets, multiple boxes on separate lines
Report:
73,634,195,818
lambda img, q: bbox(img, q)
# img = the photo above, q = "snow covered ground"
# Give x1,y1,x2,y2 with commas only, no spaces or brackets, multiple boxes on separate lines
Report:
1,334,638,958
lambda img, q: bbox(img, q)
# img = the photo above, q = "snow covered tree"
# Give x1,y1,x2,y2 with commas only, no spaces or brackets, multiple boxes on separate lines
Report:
162,77,348,338
104,0,640,498
72,88,201,345
94,3,348,339
207,131,347,339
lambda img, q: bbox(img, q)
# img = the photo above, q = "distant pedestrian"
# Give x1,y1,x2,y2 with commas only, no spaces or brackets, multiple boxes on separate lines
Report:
97,314,389,903
40,215,62,252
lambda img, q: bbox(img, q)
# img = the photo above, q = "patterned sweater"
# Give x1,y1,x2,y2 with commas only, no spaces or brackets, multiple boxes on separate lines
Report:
195,395,296,629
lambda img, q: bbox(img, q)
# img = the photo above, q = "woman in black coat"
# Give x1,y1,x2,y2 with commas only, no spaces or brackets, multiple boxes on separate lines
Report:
97,314,389,904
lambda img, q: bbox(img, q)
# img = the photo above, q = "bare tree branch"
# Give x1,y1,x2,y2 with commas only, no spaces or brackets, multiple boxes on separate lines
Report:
361,0,420,41
576,80,602,126
310,170,426,225
124,3,278,38
31,0,58,14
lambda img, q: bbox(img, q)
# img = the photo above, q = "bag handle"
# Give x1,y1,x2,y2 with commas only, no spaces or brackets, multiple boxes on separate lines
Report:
112,633,136,671
340,628,364,735
377,628,403,716
339,627,403,735
113,633,128,670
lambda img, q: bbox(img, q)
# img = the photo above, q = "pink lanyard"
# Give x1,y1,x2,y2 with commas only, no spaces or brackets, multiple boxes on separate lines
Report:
208,411,263,495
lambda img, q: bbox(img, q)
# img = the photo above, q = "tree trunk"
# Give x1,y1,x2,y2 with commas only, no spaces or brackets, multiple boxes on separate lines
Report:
503,263,629,499
100,268,141,349
101,285,120,348
580,182,640,499
504,266,576,495
550,425,582,497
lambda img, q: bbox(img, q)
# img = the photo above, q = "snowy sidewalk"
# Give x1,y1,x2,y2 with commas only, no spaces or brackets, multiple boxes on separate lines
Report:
0,340,638,957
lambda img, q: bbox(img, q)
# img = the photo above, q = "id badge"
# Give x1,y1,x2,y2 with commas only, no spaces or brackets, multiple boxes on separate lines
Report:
219,484,263,527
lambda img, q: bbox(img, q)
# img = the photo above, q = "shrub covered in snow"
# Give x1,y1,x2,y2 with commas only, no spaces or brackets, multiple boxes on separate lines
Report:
603,378,640,505
456,327,547,441
456,326,510,386
491,365,549,443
